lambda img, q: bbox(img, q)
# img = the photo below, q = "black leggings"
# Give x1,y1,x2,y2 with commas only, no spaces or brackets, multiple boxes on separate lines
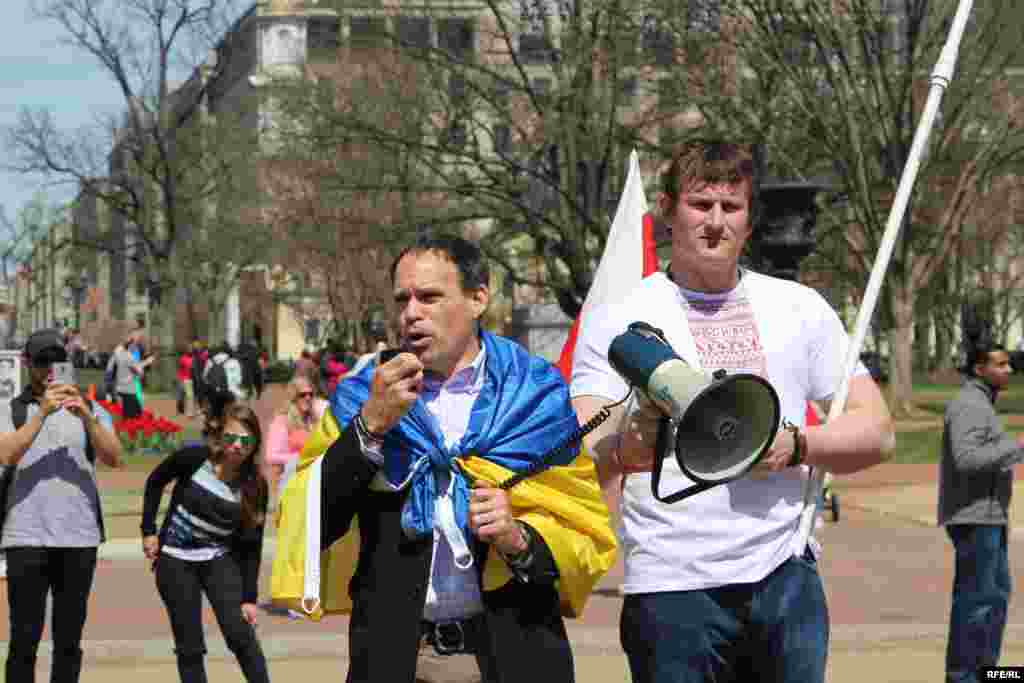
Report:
119,393,142,418
5,546,98,683
154,552,269,683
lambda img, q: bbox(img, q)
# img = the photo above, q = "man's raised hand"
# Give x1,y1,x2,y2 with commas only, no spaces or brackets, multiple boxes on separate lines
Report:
360,352,424,435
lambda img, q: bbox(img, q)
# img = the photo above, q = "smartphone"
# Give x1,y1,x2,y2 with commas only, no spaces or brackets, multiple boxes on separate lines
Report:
379,348,402,364
52,361,75,386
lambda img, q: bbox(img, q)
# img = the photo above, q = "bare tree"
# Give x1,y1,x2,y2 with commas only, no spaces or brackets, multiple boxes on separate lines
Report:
263,49,445,352
6,0,266,386
690,0,1024,415
289,0,685,320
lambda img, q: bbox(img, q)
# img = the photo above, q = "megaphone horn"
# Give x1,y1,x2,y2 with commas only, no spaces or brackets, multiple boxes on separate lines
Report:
608,322,782,503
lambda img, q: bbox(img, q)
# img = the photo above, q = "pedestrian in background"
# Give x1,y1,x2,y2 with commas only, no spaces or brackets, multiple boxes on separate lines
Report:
177,348,194,418
141,403,270,683
108,331,153,418
939,338,1024,682
0,328,122,683
263,371,326,504
191,341,208,419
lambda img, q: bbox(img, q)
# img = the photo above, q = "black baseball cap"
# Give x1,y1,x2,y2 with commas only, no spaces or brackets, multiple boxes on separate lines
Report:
25,329,68,364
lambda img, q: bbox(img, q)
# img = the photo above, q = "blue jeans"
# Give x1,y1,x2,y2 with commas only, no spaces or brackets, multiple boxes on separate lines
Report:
620,551,829,683
945,524,1011,683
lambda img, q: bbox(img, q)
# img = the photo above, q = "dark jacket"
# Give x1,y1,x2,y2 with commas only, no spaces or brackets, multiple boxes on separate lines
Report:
141,445,265,603
938,377,1024,526
322,424,574,683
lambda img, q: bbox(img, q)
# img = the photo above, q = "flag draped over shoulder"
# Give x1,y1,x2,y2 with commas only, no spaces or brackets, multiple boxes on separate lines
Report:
271,331,617,619
330,331,581,542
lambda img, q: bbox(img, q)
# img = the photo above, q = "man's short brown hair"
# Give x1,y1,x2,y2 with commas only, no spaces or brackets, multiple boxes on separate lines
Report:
661,141,758,208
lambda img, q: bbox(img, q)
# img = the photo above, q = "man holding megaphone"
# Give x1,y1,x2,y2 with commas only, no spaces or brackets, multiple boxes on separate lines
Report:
570,141,895,683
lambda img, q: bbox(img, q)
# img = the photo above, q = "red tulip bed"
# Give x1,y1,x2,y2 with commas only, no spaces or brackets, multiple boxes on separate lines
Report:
97,399,184,455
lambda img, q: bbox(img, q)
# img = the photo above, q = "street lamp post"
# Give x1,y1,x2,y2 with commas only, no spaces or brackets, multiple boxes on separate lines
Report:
66,271,89,330
748,182,829,282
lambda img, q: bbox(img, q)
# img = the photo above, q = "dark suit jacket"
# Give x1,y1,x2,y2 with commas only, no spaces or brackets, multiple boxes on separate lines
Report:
322,424,575,683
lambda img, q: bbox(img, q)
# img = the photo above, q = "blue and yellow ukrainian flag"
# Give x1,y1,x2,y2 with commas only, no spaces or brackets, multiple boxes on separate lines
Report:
271,333,616,620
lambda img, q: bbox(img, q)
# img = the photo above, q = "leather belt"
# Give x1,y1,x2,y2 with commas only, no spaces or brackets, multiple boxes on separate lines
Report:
421,615,486,656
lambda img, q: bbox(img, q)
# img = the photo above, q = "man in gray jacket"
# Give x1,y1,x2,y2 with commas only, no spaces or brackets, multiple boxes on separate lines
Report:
938,344,1024,682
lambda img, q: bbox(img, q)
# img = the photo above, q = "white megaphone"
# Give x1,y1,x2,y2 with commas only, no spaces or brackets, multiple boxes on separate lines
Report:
608,321,781,503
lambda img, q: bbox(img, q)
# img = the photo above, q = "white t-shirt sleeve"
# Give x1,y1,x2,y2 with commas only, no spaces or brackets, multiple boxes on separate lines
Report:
0,403,13,433
806,291,869,402
569,302,632,402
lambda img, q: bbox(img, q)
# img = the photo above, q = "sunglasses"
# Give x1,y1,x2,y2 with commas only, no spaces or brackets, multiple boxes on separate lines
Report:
296,392,314,399
221,433,255,448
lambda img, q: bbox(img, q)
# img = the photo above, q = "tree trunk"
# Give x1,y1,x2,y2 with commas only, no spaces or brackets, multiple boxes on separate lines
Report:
147,292,178,394
934,314,952,375
887,287,917,418
913,316,930,374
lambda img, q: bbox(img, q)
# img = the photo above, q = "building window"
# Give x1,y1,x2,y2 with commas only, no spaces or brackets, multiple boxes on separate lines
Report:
447,121,468,148
688,0,721,35
641,15,675,67
438,18,474,59
304,318,320,344
449,73,468,105
396,15,431,49
350,16,387,47
619,75,638,102
519,0,553,63
494,124,511,156
307,17,340,55
519,34,553,64
493,78,511,107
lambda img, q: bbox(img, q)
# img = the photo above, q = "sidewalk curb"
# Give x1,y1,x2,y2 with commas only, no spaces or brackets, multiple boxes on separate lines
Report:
4,623,1011,664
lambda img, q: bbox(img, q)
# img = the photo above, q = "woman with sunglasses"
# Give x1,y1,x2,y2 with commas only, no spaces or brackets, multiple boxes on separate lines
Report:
140,404,271,683
263,372,326,501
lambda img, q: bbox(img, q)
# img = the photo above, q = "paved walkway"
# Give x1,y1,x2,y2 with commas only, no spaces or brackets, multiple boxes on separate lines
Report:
6,468,1024,682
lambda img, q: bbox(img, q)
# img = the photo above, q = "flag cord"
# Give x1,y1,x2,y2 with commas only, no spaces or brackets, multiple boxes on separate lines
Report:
496,389,635,490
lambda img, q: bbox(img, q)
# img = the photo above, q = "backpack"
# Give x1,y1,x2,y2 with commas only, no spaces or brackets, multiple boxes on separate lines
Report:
206,356,231,399
235,343,261,396
104,356,118,395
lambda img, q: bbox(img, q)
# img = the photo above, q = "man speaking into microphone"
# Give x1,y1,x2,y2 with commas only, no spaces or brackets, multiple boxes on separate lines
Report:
299,234,615,683
570,141,895,683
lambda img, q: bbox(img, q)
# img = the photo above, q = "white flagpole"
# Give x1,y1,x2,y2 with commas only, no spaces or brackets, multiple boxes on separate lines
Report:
795,0,976,553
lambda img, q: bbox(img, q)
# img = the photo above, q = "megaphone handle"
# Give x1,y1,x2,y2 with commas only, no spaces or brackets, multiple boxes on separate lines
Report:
650,417,716,504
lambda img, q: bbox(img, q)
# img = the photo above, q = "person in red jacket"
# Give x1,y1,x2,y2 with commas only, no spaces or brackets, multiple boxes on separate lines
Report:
323,353,348,396
176,349,194,417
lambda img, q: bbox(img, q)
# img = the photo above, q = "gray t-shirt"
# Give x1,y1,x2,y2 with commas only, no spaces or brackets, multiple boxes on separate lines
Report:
0,401,112,548
110,347,141,395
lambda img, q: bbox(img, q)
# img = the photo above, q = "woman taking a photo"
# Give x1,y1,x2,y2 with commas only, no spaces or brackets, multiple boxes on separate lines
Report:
141,404,270,683
263,371,326,501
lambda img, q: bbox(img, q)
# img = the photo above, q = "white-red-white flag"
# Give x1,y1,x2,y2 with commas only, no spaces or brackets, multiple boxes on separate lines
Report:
557,150,659,380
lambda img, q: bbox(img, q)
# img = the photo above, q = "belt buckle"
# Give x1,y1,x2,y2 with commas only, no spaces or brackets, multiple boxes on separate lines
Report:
432,621,465,656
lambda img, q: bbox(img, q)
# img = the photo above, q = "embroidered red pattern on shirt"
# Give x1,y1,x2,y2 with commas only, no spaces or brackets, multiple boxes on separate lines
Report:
684,291,767,377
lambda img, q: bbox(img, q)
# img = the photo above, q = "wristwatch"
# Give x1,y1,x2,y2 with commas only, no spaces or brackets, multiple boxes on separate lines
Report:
500,522,535,572
784,422,805,468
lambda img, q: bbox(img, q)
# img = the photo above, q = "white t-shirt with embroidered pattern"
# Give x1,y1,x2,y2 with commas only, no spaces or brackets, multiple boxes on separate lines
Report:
570,270,866,593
